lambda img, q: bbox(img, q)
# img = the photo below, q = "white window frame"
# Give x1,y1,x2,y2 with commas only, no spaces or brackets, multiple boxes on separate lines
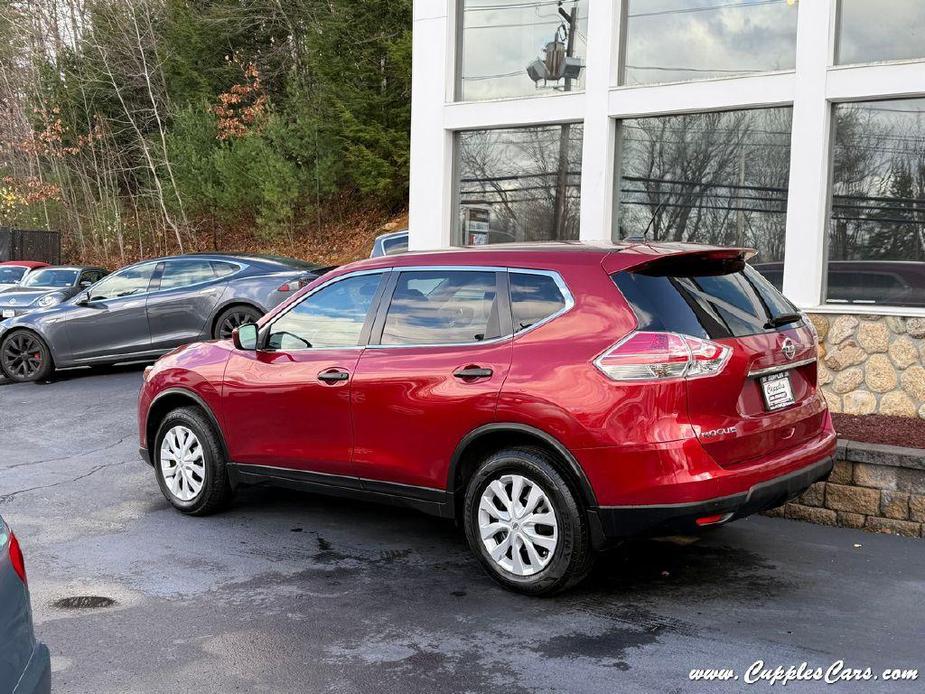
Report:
409,0,925,317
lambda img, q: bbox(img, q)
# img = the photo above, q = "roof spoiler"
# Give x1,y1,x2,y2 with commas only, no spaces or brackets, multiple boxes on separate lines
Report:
616,247,757,277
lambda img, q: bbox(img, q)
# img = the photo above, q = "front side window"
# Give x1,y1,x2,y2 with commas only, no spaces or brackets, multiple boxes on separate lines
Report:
88,263,156,300
159,259,217,290
456,124,583,245
615,107,792,288
510,272,567,332
267,273,383,350
828,99,925,308
380,270,502,345
836,0,925,65
621,0,798,86
457,0,587,101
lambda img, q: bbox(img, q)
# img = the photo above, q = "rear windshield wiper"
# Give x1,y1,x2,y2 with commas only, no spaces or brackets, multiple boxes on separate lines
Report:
765,312,803,330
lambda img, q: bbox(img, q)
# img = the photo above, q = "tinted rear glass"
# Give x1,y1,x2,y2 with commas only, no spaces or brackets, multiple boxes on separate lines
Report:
612,257,800,339
510,272,566,333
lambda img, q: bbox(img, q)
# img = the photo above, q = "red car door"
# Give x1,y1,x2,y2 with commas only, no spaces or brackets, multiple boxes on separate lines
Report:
222,271,386,477
351,268,513,491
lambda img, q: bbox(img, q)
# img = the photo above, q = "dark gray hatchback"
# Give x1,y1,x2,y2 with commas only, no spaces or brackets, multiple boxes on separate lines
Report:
0,516,50,694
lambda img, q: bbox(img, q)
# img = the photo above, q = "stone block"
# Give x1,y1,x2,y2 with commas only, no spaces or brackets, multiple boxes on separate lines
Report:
843,391,877,415
857,321,890,353
865,354,898,393
825,342,866,371
829,316,859,345
833,367,864,394
900,365,925,403
798,482,826,508
906,317,925,339
907,494,925,523
865,517,921,537
784,503,837,526
880,491,910,520
824,391,842,413
897,469,925,495
817,362,833,386
852,463,899,490
880,391,917,417
836,511,865,529
827,460,853,485
888,337,919,369
809,314,829,342
824,483,881,514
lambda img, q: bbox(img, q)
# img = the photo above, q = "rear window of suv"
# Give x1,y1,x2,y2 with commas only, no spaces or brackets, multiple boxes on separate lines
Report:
612,255,800,339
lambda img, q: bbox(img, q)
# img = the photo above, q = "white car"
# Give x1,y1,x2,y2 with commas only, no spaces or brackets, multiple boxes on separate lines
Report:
0,262,48,294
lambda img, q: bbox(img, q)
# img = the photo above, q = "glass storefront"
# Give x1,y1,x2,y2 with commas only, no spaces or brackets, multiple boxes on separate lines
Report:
455,124,583,244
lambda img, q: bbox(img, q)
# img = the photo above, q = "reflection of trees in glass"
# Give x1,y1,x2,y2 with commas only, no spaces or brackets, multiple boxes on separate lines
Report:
457,125,583,243
617,107,791,263
830,101,925,263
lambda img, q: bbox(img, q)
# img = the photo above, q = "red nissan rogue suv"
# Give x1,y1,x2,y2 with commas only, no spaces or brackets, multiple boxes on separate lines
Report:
138,242,836,595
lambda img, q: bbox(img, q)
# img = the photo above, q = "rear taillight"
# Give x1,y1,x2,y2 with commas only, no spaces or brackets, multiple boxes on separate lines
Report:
8,531,27,584
594,331,731,383
277,278,309,293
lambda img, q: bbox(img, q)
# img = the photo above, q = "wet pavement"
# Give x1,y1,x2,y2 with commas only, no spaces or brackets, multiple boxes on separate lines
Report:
1,367,923,693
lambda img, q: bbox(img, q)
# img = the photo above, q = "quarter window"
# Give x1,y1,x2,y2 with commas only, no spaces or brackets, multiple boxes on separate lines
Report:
159,259,216,290
88,263,156,300
380,270,502,345
267,273,383,350
510,272,567,332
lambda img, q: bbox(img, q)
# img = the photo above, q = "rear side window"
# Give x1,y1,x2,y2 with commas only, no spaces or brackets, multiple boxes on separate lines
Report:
380,270,502,345
211,261,239,278
510,272,567,333
613,257,799,339
160,259,215,290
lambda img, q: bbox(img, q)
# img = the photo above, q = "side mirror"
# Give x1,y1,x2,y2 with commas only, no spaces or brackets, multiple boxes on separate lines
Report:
74,291,90,306
80,280,92,288
232,323,258,350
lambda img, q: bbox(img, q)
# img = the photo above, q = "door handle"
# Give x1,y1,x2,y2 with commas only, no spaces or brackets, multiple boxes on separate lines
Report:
453,366,493,379
318,368,350,384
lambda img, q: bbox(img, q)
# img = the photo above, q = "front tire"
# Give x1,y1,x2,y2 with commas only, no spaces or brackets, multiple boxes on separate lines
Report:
464,447,594,596
0,330,53,382
154,407,232,515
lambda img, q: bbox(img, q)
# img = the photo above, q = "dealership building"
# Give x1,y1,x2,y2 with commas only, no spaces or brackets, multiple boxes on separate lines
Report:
408,0,925,419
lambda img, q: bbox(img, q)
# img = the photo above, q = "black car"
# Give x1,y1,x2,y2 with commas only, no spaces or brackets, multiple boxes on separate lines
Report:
0,253,329,382
0,267,108,322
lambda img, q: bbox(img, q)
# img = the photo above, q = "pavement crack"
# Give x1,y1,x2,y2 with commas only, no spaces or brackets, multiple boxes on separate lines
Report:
0,459,132,503
1,436,130,471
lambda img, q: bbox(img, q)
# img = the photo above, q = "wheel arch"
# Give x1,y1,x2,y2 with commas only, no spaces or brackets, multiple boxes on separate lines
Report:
0,325,57,371
447,423,598,517
209,301,265,340
145,387,228,461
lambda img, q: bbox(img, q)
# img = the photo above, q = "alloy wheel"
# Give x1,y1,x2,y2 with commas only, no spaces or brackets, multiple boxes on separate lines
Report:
2,333,44,380
478,474,559,577
160,425,206,502
218,310,258,339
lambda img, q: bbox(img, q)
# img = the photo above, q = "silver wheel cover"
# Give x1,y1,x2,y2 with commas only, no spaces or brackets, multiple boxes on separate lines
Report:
160,425,206,502
478,473,559,577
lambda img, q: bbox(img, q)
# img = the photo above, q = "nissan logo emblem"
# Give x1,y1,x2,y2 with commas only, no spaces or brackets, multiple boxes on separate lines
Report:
782,338,796,360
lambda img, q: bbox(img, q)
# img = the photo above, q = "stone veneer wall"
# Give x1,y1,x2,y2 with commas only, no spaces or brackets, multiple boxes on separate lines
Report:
767,441,925,537
809,313,925,419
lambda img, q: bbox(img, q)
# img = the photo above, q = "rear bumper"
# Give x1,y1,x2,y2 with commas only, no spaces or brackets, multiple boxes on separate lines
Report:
13,642,51,694
590,453,834,539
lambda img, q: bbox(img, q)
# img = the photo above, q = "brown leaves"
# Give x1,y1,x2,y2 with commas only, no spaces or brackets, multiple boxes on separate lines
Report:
213,62,268,140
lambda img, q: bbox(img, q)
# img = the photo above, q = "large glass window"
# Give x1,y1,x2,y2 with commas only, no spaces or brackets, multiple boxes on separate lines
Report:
621,0,798,86
836,0,925,66
457,0,587,101
268,273,383,350
88,263,157,300
615,107,792,287
827,99,925,308
381,271,502,345
456,124,583,245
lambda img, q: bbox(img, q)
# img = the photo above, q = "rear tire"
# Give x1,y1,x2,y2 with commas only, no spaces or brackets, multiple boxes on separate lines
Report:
213,305,263,340
0,330,53,382
154,407,233,515
464,447,595,596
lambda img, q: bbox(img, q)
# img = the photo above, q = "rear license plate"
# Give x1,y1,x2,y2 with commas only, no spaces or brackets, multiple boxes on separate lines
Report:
760,371,795,411
1,309,13,319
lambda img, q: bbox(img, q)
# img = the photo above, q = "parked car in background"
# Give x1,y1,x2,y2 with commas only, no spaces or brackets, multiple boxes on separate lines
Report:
0,515,51,694
0,262,49,294
370,230,408,257
139,242,835,595
0,253,329,382
0,266,108,322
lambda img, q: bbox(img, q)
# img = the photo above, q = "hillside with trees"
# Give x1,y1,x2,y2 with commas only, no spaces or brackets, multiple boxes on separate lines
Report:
0,0,412,266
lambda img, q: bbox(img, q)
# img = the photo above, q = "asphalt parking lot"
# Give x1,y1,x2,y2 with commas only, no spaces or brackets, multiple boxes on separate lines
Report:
1,368,923,693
